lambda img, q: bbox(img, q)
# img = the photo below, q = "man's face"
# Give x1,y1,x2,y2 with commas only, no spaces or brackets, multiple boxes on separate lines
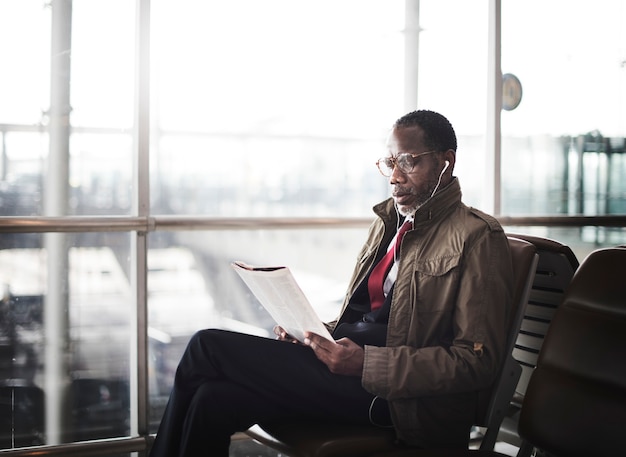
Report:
386,126,445,216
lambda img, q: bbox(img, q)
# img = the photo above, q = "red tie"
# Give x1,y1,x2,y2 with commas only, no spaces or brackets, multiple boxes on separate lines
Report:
367,220,412,311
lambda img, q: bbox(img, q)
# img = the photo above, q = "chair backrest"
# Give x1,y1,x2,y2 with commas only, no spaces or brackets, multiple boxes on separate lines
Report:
477,236,538,450
518,247,626,456
502,237,541,354
505,233,579,401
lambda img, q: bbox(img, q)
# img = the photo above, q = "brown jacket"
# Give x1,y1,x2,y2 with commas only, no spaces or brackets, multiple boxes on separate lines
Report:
332,178,514,448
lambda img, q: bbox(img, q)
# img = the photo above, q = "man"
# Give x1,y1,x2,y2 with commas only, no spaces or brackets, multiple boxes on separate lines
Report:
149,110,514,456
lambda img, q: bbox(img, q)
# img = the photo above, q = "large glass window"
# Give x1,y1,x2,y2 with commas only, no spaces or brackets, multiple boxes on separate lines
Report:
0,2,49,217
146,227,369,430
417,0,489,209
0,1,135,219
146,0,406,431
500,0,626,250
0,233,132,446
0,0,406,449
150,0,405,217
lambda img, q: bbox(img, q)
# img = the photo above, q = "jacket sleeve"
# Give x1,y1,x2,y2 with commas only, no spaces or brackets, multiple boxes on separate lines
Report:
361,226,514,400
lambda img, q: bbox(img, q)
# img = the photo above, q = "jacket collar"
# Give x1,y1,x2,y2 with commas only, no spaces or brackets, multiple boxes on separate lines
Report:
373,177,462,229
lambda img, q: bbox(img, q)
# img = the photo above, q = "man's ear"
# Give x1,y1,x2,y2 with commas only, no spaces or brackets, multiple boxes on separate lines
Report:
443,150,456,172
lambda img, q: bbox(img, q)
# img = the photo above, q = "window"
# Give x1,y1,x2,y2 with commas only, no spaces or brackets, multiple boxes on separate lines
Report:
0,0,406,449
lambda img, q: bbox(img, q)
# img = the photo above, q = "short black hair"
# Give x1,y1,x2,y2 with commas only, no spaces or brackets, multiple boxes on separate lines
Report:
393,110,457,152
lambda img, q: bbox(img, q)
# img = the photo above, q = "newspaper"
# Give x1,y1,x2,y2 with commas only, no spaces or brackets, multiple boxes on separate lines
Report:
231,261,334,342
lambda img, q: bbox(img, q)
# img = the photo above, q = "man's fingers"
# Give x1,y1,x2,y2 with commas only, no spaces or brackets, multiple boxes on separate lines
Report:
303,333,318,350
273,326,301,343
303,332,334,352
304,333,364,376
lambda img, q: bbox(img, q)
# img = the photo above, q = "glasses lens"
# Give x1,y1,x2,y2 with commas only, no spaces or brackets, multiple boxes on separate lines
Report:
377,158,394,176
396,153,414,174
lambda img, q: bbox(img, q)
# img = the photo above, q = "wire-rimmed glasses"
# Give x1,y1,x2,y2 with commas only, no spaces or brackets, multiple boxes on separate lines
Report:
375,151,436,177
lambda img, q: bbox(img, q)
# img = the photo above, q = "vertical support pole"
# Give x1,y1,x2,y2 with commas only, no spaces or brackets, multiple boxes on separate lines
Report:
604,141,612,215
575,135,585,215
404,0,420,113
1,131,7,180
560,136,570,214
486,0,502,216
130,0,151,450
44,0,72,445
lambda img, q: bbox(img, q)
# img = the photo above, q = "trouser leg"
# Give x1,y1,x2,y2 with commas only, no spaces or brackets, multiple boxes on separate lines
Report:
178,381,258,457
150,329,376,457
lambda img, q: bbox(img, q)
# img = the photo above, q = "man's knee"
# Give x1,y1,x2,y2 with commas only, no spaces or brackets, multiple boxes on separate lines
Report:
189,328,220,345
184,328,224,360
187,381,257,430
175,329,225,383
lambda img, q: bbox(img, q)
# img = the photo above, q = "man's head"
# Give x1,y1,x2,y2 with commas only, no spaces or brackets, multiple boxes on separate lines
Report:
380,110,457,216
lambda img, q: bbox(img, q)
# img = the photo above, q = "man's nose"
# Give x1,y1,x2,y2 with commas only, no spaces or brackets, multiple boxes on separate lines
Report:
390,164,406,183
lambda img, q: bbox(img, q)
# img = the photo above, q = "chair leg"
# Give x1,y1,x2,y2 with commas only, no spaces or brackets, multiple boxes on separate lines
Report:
516,440,535,457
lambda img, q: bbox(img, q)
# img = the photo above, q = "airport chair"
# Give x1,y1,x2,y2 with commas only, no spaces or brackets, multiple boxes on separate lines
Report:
496,234,579,447
367,246,626,457
246,237,538,456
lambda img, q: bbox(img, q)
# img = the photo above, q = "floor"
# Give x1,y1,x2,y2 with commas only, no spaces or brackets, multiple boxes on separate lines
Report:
229,437,283,457
229,436,521,457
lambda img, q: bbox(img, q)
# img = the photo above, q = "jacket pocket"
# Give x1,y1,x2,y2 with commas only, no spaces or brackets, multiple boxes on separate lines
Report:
413,254,461,312
415,254,461,276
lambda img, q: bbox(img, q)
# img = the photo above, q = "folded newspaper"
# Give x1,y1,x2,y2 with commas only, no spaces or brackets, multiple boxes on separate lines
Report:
231,261,334,342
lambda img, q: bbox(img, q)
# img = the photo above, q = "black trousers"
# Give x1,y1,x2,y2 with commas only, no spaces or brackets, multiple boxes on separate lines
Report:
149,329,380,457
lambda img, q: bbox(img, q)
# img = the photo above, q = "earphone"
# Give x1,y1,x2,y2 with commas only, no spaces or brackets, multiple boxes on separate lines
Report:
430,160,450,197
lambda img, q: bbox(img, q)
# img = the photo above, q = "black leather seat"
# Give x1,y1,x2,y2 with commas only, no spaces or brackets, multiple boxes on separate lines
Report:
514,246,626,456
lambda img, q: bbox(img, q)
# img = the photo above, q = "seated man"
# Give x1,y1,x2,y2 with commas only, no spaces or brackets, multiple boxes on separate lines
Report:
149,110,514,456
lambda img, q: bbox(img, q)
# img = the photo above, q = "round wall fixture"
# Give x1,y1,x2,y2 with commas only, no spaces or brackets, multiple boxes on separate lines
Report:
502,73,522,111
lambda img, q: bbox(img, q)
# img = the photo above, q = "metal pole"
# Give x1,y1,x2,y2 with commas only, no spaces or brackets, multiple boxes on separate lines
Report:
44,0,72,445
1,131,7,181
486,0,502,216
130,0,151,450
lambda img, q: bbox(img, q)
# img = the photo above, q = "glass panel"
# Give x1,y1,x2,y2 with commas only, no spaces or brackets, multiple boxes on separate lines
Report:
502,226,626,263
0,0,49,217
147,227,369,432
0,232,132,449
418,0,489,209
0,2,50,125
70,1,136,129
69,133,134,215
0,132,47,216
150,0,405,217
0,0,136,217
501,0,626,216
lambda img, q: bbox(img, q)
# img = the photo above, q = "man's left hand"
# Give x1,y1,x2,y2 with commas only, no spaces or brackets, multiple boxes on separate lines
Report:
303,332,364,377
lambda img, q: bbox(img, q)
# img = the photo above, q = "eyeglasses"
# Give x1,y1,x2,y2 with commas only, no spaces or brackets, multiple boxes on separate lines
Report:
375,151,437,177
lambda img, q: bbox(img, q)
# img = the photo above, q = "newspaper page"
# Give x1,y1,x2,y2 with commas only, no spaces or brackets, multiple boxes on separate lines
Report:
231,261,334,342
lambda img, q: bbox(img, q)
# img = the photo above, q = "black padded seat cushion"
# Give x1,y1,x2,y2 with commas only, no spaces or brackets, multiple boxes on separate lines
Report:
518,248,626,457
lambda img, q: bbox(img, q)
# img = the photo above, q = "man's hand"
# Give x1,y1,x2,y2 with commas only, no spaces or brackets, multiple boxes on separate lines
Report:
273,325,300,344
303,332,364,377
